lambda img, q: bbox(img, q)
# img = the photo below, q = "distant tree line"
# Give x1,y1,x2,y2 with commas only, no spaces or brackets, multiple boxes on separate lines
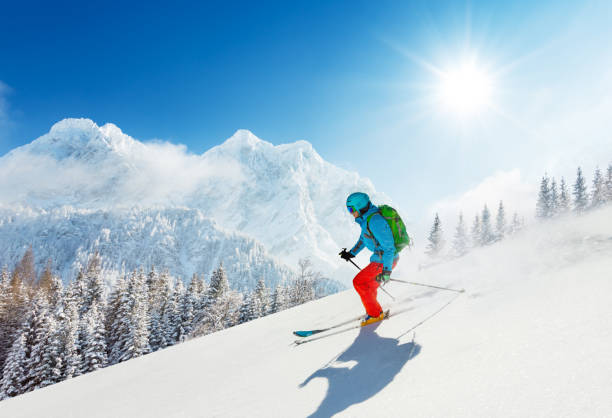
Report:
0,251,328,400
425,163,612,259
535,165,612,218
425,201,524,260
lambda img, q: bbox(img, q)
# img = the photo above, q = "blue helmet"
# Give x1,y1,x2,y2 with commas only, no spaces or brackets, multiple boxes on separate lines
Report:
346,192,371,215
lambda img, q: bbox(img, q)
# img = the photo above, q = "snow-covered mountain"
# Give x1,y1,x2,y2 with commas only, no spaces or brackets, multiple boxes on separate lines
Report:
0,206,296,292
1,205,611,417
0,118,389,282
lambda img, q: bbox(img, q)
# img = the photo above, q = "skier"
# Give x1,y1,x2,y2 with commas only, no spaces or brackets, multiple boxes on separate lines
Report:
340,192,399,326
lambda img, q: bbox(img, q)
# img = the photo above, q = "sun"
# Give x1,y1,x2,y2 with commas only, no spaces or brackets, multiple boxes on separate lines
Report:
437,61,493,116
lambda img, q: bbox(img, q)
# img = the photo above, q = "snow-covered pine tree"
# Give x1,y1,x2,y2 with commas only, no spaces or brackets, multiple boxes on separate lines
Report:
508,212,522,235
536,174,551,219
270,285,288,314
426,213,444,257
470,215,481,247
80,252,105,318
105,274,126,360
124,270,150,361
558,177,571,214
452,213,468,257
591,167,606,209
36,314,63,389
80,302,107,374
168,279,185,344
208,263,230,304
480,205,495,245
252,278,271,319
27,299,59,391
1,267,30,374
549,178,559,217
605,164,612,203
0,333,27,400
19,293,50,394
238,293,255,324
495,201,507,241
61,285,82,379
179,276,198,341
573,167,588,213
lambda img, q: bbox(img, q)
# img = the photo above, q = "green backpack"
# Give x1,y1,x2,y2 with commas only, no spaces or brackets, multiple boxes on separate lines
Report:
366,205,411,252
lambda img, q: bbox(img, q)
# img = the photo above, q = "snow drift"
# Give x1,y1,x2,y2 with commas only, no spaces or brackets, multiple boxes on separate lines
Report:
1,206,611,417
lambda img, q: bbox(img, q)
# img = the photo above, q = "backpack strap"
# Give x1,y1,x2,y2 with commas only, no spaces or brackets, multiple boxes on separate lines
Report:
365,211,381,247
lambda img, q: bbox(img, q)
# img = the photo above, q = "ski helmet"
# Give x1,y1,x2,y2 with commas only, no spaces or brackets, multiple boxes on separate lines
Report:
346,192,371,215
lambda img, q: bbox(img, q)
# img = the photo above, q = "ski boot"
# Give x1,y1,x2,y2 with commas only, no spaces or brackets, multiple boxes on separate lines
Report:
360,310,387,327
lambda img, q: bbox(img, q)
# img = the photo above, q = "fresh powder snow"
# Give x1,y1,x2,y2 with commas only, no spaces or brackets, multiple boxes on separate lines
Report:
1,206,610,418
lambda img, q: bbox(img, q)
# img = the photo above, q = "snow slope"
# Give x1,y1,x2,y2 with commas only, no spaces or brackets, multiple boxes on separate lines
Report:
1,207,611,417
0,119,389,279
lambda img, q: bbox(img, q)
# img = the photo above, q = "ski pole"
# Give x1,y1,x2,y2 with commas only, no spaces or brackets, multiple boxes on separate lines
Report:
378,283,396,301
389,278,465,293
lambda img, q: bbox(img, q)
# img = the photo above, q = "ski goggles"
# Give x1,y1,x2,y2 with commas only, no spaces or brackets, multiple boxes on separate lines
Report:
347,206,358,214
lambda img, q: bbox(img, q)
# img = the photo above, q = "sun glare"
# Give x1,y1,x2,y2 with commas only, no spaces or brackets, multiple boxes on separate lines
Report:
437,61,493,116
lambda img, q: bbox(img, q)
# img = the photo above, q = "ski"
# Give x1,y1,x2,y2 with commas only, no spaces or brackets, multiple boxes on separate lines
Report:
292,294,415,339
293,314,364,338
293,307,412,346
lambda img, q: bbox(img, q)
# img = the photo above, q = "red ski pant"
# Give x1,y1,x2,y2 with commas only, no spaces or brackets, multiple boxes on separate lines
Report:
353,260,397,317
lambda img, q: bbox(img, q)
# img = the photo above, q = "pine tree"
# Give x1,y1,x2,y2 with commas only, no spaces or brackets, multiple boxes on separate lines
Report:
495,201,507,241
451,213,468,257
36,314,63,389
605,164,612,203
168,279,185,344
1,269,29,374
470,215,481,247
80,252,105,318
536,174,551,219
573,167,588,213
208,263,229,304
19,293,50,394
270,285,288,314
105,275,126,360
591,167,606,209
238,293,255,324
252,278,271,319
80,302,107,374
0,333,27,399
480,205,495,245
558,177,571,214
549,178,559,217
426,213,444,257
122,270,150,362
179,277,198,341
60,285,82,379
508,212,522,235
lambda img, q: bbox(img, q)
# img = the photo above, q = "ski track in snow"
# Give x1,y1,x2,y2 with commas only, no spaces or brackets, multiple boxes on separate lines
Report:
1,208,612,417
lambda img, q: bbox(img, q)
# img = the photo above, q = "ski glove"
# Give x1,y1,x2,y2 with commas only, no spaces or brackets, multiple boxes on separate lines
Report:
376,270,391,284
339,248,355,261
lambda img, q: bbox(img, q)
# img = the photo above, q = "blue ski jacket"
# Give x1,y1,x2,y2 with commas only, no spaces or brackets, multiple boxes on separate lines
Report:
349,204,398,272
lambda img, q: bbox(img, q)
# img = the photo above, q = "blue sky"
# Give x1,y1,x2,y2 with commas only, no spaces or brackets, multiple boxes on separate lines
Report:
1,0,611,233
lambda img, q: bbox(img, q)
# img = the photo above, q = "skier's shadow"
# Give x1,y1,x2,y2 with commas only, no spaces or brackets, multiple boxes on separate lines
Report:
299,324,421,417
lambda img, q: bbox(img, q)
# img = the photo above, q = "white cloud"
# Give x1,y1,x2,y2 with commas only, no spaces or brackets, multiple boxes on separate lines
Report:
0,126,246,209
428,169,537,232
